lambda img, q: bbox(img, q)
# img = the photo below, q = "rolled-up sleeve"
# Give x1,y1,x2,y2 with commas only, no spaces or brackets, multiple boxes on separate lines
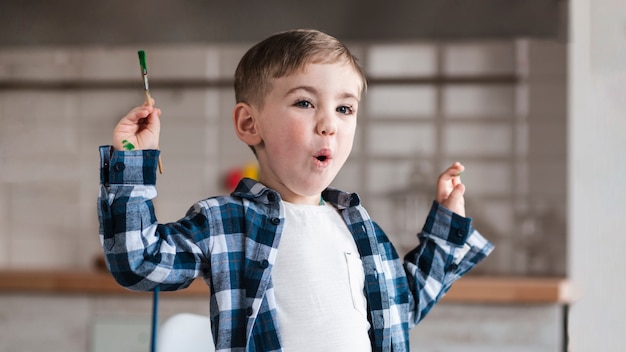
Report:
97,145,206,292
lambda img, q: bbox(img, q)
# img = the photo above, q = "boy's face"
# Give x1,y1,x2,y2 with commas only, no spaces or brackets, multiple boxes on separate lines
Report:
250,61,362,205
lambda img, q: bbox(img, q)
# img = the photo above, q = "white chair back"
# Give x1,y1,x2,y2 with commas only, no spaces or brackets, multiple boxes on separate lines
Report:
157,313,215,352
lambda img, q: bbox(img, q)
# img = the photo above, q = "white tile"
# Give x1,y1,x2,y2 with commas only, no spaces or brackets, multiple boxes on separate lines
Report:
449,161,512,196
159,122,209,158
154,88,220,121
443,124,512,156
7,181,79,227
218,122,256,159
443,41,516,75
329,160,362,194
1,123,78,158
217,88,236,118
365,160,415,194
202,125,221,160
94,295,210,319
1,90,78,120
515,120,529,156
9,231,76,268
469,199,515,239
76,89,144,123
366,44,437,77
78,119,118,155
0,295,91,352
366,85,437,117
365,196,423,258
481,236,517,274
79,46,142,81
217,43,253,79
91,316,152,352
0,47,82,80
411,304,562,351
367,123,436,156
0,156,82,183
349,123,363,156
443,85,516,117
155,162,214,221
94,296,154,316
138,45,220,80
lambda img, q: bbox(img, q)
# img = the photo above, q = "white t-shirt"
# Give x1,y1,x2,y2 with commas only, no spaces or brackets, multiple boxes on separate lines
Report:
272,201,371,351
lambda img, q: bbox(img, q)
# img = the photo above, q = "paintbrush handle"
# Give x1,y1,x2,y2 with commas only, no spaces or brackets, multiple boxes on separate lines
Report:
146,95,163,174
143,87,162,174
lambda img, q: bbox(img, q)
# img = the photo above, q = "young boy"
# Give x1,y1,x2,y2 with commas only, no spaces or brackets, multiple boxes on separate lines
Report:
98,29,493,351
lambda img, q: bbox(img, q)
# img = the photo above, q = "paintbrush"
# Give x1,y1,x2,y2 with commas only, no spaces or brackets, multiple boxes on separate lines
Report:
138,50,163,174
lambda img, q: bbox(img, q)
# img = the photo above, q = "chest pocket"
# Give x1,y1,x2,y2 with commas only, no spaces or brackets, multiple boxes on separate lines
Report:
344,251,368,318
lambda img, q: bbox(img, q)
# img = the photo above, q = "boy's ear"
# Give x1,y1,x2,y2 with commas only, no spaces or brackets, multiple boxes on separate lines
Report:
233,102,262,147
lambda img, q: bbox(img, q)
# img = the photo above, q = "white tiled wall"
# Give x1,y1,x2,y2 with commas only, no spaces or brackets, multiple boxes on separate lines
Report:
0,38,567,351
366,44,437,77
0,39,567,274
359,39,567,276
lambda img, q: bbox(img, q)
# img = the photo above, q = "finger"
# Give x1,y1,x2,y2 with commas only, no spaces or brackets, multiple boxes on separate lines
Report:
449,162,464,177
143,97,156,107
124,106,154,124
444,183,466,216
452,175,461,188
450,182,465,198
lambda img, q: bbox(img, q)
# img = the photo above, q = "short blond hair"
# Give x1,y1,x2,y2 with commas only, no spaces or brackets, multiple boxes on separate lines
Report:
234,29,367,108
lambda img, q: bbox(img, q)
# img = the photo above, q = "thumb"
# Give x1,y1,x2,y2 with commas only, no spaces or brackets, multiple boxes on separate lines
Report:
443,183,466,217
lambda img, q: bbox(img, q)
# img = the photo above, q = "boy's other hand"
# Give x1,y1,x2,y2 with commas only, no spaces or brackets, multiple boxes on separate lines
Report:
113,100,161,151
436,162,466,217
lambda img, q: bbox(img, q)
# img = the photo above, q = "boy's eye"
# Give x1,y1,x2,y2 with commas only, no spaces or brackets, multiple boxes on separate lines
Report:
336,105,354,115
294,100,313,108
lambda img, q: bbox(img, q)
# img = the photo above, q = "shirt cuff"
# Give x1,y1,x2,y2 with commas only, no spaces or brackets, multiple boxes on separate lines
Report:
99,145,160,186
422,201,472,246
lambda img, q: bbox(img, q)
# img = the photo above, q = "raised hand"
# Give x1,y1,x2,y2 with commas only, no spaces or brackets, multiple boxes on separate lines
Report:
112,99,161,151
436,161,466,217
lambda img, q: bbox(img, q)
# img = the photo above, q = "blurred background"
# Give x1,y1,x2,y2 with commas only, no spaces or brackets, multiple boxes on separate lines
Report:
0,0,624,351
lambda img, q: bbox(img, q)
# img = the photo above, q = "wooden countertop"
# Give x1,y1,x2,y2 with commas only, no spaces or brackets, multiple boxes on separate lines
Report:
0,270,572,304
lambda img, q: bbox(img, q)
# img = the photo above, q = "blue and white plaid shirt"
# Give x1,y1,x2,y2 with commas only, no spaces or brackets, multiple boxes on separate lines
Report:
98,146,493,352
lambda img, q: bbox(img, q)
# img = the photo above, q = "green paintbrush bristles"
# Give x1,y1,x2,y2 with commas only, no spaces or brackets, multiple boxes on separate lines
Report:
138,50,147,72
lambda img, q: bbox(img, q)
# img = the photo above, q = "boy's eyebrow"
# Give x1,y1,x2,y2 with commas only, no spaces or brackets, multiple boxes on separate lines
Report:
286,85,360,101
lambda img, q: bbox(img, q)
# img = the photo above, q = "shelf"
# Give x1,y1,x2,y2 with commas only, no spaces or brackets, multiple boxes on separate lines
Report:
0,270,572,304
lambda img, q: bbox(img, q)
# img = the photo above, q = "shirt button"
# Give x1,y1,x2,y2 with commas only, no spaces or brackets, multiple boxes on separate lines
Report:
259,260,269,268
270,217,280,225
450,263,459,271
246,307,253,316
114,162,125,172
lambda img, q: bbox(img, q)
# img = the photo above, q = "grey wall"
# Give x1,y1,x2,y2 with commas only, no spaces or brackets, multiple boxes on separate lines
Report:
0,0,564,46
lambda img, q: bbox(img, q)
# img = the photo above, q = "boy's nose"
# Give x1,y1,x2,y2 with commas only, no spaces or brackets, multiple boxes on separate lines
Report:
317,113,337,136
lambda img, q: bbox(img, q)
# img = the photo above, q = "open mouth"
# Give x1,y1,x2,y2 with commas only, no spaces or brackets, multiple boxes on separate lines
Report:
313,150,332,165
316,155,328,162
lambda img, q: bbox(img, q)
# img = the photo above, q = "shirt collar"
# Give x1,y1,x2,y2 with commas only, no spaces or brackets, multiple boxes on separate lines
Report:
231,178,361,209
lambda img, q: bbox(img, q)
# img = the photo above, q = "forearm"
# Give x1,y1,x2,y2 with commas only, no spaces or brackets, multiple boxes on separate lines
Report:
404,201,494,324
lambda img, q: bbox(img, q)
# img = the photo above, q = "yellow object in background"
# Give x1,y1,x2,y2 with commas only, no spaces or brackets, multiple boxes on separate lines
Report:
225,162,259,191
242,162,259,180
